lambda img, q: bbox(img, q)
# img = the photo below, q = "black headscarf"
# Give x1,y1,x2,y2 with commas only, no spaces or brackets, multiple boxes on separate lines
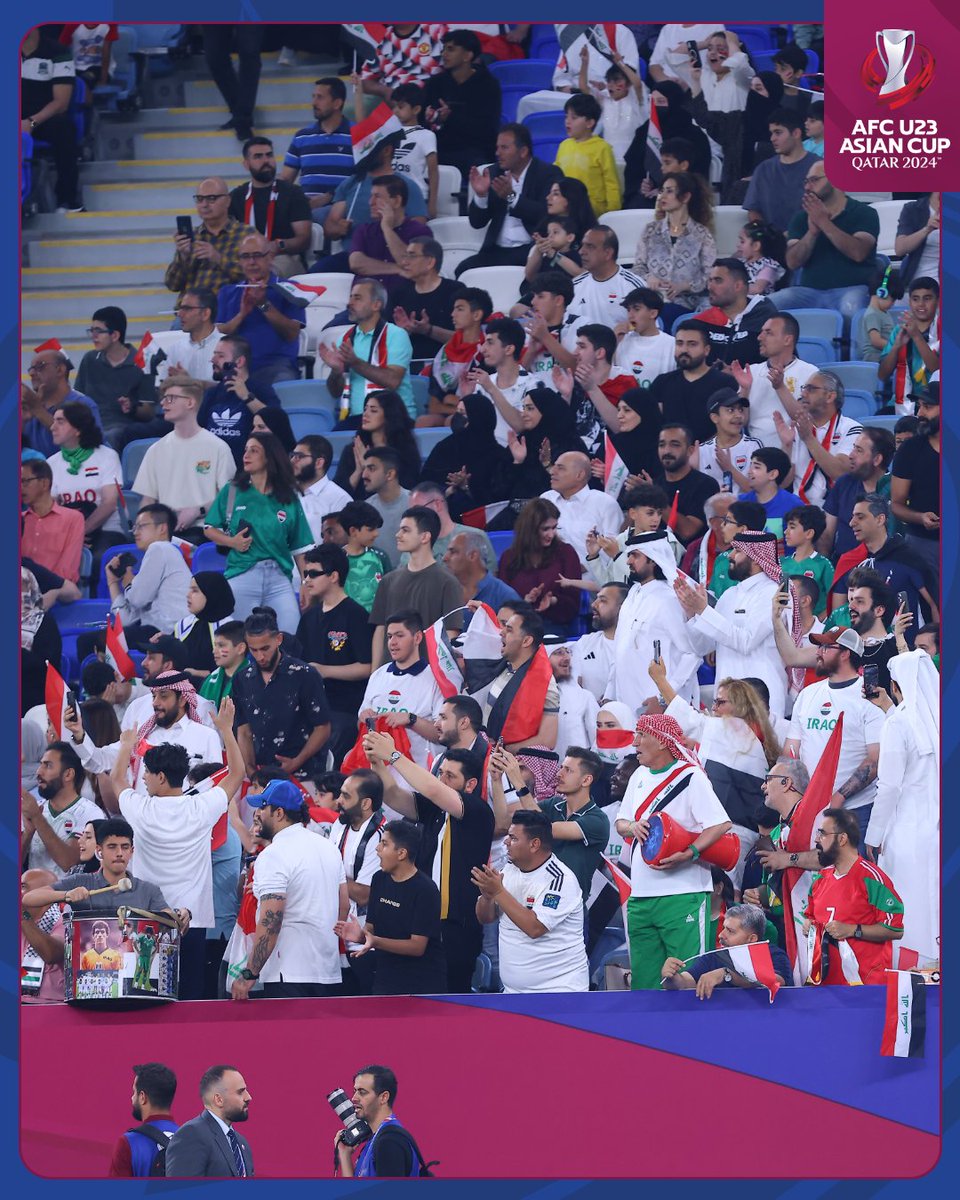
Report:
180,572,236,672
741,71,785,175
608,387,663,478
491,387,583,501
421,394,509,518
624,82,712,197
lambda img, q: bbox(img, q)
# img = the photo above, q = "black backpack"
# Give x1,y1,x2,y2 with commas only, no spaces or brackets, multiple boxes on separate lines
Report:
129,1123,174,1177
377,1123,439,1178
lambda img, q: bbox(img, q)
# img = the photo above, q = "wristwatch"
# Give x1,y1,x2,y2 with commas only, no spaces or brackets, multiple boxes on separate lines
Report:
239,967,259,981
258,300,271,312
516,785,531,798
405,712,417,728
276,239,286,253
388,750,402,765
789,852,799,866
722,970,732,983
855,924,863,939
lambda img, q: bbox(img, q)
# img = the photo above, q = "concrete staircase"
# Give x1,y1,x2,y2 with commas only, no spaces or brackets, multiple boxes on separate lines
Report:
22,53,346,376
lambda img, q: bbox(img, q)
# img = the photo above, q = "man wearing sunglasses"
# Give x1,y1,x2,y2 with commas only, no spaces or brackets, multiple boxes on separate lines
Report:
164,178,251,304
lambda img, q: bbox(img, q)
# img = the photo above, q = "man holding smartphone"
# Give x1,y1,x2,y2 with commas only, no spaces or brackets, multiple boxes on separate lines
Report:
164,178,250,304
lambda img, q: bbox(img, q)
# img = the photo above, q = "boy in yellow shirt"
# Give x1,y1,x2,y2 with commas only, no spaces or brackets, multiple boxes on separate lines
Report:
555,93,622,217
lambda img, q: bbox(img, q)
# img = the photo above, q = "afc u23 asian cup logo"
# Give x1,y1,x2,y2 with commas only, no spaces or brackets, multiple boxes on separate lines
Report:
861,29,935,108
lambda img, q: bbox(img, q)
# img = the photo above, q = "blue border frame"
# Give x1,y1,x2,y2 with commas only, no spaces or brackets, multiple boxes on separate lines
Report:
8,4,955,1195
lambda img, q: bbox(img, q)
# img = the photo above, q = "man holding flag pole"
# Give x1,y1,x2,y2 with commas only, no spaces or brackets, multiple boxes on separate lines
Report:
662,902,790,1000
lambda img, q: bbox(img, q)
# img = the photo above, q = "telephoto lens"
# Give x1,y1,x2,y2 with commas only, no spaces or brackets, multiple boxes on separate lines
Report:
327,1088,372,1146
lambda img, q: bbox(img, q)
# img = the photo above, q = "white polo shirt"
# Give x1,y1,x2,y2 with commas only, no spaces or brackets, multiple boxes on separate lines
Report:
498,853,588,993
118,785,229,928
251,823,346,984
540,485,624,565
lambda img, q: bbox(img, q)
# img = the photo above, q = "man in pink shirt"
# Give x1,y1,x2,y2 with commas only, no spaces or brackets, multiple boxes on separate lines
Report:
22,459,84,583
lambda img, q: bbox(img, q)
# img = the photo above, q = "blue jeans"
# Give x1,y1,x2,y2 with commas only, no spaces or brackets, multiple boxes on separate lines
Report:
771,284,870,335
228,558,301,633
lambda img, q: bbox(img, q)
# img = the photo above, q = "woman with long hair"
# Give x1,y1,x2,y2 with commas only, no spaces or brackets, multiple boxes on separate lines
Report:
62,818,108,875
497,498,583,634
251,406,296,453
648,659,780,894
203,430,314,631
544,177,596,241
634,171,716,323
47,401,125,575
334,389,421,497
79,699,122,814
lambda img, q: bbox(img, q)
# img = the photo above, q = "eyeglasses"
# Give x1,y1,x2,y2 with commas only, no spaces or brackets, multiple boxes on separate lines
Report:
176,304,202,313
712,697,730,709
20,475,40,485
28,361,56,371
86,326,111,336
764,774,795,790
239,251,268,261
193,193,227,204
815,827,837,839
800,383,825,393
132,521,156,532
720,515,742,527
289,451,312,460
302,569,330,579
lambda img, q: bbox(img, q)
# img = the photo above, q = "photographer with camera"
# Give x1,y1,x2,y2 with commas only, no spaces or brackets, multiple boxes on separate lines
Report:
332,1065,430,1178
199,336,271,470
106,503,191,646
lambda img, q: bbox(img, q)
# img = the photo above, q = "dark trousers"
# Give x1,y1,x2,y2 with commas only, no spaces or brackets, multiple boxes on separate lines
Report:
455,243,531,278
341,951,376,996
34,112,80,207
261,980,342,998
440,917,483,994
179,927,208,1000
202,25,263,127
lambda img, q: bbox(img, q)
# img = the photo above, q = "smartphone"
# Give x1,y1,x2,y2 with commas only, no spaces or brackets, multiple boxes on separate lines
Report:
653,639,661,664
176,215,194,240
364,716,377,732
65,689,78,715
862,664,880,699
896,590,909,612
686,39,701,66
778,577,791,596
496,736,505,751
236,520,253,537
220,361,237,381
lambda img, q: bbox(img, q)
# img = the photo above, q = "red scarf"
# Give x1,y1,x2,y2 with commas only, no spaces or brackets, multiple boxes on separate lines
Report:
244,181,279,242
798,412,839,504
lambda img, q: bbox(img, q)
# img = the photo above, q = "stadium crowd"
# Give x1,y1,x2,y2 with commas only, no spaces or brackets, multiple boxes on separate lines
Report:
21,22,940,1009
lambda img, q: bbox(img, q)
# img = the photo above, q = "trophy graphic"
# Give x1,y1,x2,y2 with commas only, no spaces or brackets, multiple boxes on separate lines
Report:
876,29,915,96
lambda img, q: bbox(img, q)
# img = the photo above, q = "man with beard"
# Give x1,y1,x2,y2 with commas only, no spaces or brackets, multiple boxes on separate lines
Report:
198,335,271,466
280,77,352,229
803,808,903,985
20,742,101,874
347,175,431,303
291,434,352,542
844,569,898,693
108,1063,179,1177
698,259,778,367
230,779,348,999
165,1065,254,1177
330,771,386,995
821,426,896,560
651,424,720,545
550,643,599,761
677,530,792,717
228,137,312,278
785,627,884,847
431,695,489,788
120,636,216,731
335,1064,427,1178
649,323,729,445
608,532,700,717
891,382,940,589
216,233,305,391
571,581,626,703
662,902,792,996
781,370,863,509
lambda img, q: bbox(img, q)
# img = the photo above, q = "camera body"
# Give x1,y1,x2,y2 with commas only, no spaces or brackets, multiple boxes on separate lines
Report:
109,552,137,577
328,1088,372,1147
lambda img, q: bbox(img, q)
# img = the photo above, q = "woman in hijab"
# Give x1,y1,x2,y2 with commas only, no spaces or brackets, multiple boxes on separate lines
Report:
740,71,785,177
608,388,663,482
490,388,583,510
624,82,713,204
251,407,296,454
420,394,510,521
865,650,939,965
175,571,236,678
22,568,62,716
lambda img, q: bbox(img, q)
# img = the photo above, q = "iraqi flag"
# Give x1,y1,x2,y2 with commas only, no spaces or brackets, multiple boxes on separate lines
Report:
457,602,506,694
105,612,137,681
133,330,154,370
183,762,232,850
34,337,63,353
425,611,464,698
644,94,663,182
44,662,70,739
604,433,629,499
881,970,927,1057
779,713,844,986
462,502,509,530
350,103,403,169
588,854,633,956
341,23,386,64
714,941,781,1003
272,279,328,309
665,489,680,531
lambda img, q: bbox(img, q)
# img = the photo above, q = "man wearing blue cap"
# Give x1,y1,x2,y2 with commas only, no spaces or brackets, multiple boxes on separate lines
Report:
231,779,349,999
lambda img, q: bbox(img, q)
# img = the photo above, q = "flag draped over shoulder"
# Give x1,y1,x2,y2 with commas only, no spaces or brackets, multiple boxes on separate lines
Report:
881,970,927,1057
780,713,844,986
425,613,464,698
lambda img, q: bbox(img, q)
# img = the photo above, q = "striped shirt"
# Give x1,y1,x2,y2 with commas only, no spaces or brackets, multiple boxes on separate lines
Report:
283,119,353,196
164,217,253,301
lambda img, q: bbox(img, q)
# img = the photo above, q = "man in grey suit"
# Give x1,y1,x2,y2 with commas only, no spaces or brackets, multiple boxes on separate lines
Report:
165,1064,254,1177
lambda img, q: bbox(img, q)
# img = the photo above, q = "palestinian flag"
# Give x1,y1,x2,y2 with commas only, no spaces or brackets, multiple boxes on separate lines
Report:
105,612,136,681
881,970,927,1057
714,941,781,1002
342,23,386,64
44,661,70,739
272,278,328,309
350,103,403,169
133,330,153,370
604,433,629,499
462,502,509,530
425,612,464,698
33,337,63,353
780,713,844,986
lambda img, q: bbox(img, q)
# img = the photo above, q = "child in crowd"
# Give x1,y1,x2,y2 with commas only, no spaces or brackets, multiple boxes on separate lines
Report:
58,22,118,98
738,447,798,541
388,83,439,220
422,287,492,426
780,505,834,617
579,46,648,161
858,265,903,362
339,501,390,613
199,621,249,707
523,215,581,292
555,93,621,217
582,483,682,588
613,287,676,389
803,100,825,156
736,221,787,296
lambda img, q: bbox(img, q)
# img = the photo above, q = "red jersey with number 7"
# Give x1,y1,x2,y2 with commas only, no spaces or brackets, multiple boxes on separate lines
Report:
805,857,904,985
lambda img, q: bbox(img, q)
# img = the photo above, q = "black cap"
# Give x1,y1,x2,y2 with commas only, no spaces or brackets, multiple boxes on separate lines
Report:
707,387,748,413
907,380,939,404
143,635,188,670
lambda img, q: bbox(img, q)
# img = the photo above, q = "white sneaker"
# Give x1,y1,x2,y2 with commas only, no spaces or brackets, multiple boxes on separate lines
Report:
277,46,297,66
56,204,86,214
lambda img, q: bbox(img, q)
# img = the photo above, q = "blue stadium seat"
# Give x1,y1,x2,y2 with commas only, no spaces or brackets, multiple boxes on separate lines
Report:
820,360,881,398
121,438,160,489
50,599,112,636
21,132,33,203
797,337,835,366
470,952,493,992
410,375,430,416
285,407,335,441
842,390,880,421
522,110,566,139
728,24,779,54
414,427,451,459
491,59,557,123
96,544,144,599
79,546,94,597
191,542,226,575
487,530,514,560
789,308,844,347
274,378,338,418
532,135,563,163
93,26,139,111
529,26,561,61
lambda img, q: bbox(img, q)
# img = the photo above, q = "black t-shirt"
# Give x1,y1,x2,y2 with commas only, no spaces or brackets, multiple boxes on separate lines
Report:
414,790,495,926
391,278,464,361
422,67,502,159
862,634,899,695
651,367,731,444
296,596,373,713
654,469,720,544
228,179,312,241
891,435,940,542
367,869,446,995
21,38,75,117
